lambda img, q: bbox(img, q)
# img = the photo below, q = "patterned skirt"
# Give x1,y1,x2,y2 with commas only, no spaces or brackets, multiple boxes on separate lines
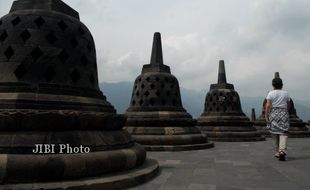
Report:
268,107,290,134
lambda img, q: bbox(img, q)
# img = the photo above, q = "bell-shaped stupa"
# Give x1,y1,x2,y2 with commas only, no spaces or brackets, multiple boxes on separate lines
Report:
287,100,310,137
254,72,310,137
125,32,214,151
0,0,158,189
197,60,264,141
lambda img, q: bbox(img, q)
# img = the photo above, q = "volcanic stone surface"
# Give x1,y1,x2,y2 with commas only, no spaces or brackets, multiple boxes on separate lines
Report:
197,60,264,142
254,72,310,138
0,0,158,189
125,32,214,151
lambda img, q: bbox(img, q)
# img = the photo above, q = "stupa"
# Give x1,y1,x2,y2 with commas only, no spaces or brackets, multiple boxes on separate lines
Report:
197,60,264,141
0,0,158,189
254,72,310,137
287,100,310,137
125,32,214,151
251,108,256,122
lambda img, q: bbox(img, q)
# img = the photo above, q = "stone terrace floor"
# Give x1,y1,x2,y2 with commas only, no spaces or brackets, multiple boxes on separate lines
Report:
128,138,310,190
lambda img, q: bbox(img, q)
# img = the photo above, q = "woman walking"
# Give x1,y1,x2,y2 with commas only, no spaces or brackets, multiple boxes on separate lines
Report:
265,74,291,161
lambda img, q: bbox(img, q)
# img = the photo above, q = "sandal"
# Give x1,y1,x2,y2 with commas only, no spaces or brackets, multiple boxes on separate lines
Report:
279,151,286,161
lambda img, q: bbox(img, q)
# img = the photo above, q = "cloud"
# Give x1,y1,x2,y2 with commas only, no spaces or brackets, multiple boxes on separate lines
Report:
97,52,142,82
1,0,310,101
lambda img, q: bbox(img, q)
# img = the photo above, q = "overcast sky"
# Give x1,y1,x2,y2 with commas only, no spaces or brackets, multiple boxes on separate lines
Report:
1,0,310,100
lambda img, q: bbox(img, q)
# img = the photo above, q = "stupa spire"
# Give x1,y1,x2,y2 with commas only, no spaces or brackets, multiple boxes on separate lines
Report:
150,32,164,66
251,108,256,122
218,60,227,84
274,72,280,78
142,32,170,73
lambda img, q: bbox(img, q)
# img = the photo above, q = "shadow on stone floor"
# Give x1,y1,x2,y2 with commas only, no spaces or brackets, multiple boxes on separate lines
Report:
286,155,310,161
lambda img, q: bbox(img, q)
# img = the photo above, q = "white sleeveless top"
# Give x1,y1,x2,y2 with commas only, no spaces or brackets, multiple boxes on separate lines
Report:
266,90,290,109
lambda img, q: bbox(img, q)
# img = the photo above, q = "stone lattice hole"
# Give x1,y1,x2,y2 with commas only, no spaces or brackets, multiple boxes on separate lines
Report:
11,17,21,26
31,47,43,61
144,91,150,97
58,20,68,31
34,16,45,28
0,30,8,42
46,31,57,44
14,63,27,79
20,29,31,42
150,83,155,89
4,46,14,60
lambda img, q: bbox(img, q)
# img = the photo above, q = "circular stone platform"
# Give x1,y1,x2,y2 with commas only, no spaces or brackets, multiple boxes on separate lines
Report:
0,158,159,190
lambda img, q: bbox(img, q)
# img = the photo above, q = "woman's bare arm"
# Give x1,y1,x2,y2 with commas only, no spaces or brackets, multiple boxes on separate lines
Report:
265,100,272,123
287,99,292,112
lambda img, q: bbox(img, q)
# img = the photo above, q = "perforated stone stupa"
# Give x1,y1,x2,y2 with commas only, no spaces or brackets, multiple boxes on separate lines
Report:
254,72,310,137
288,100,310,137
0,0,158,189
125,32,214,151
197,60,264,141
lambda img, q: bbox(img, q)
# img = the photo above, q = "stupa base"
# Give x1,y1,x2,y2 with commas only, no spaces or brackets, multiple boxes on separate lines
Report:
254,126,310,138
125,126,214,151
254,126,271,137
288,127,310,138
198,126,265,142
0,158,159,190
140,142,214,151
131,134,214,151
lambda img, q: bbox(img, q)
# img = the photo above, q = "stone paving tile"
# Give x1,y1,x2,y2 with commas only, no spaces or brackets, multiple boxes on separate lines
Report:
187,184,216,190
158,184,188,190
128,138,310,190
